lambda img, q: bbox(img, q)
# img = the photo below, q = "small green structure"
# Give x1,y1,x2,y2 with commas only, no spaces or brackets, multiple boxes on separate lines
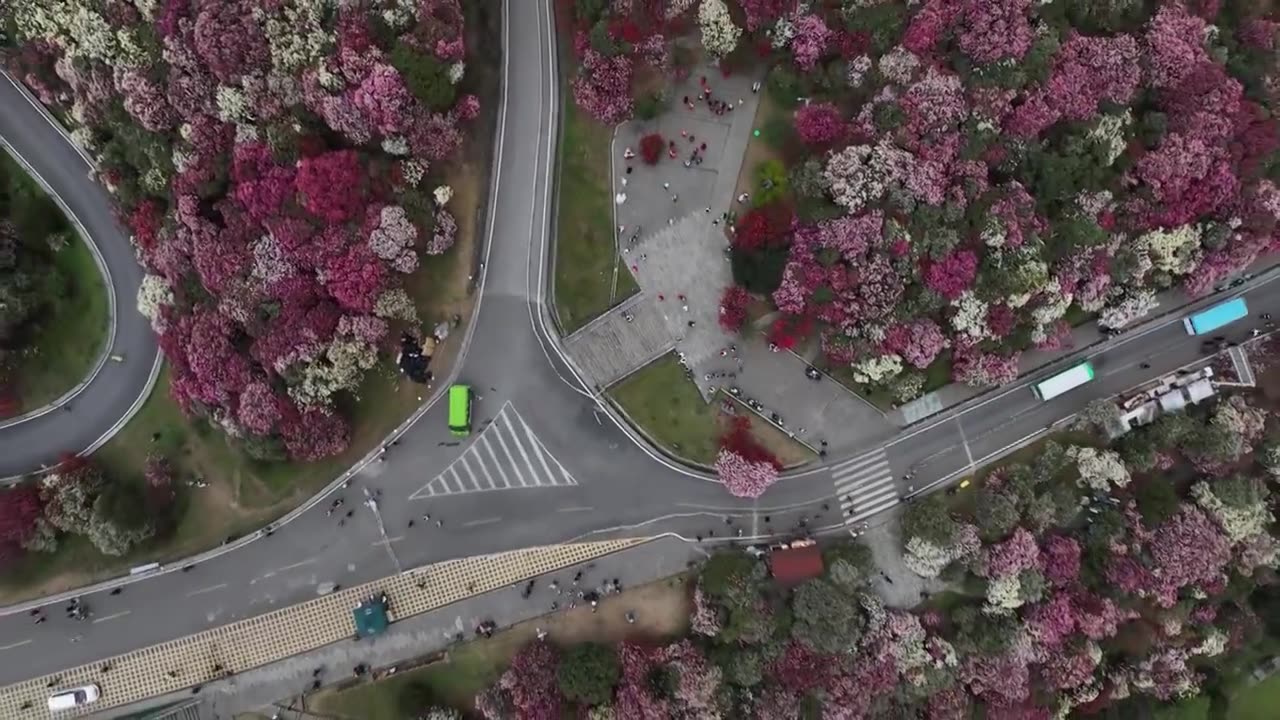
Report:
353,595,389,639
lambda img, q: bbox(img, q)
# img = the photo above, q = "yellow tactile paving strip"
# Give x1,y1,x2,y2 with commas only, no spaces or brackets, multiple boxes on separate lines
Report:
0,539,646,718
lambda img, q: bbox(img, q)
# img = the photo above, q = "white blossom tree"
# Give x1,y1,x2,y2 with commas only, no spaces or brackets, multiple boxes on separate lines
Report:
1069,445,1130,493
698,0,741,59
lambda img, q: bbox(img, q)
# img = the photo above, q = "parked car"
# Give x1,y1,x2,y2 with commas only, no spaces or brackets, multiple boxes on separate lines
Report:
48,684,100,712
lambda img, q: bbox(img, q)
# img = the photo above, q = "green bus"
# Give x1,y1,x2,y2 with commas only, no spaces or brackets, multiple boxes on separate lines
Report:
448,384,473,436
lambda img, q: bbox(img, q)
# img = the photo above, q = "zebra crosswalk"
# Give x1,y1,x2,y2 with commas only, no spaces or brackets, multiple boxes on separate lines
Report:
409,403,578,499
831,449,899,526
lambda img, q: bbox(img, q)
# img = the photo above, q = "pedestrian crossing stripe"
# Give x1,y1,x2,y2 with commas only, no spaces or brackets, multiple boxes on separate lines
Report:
830,449,900,526
410,403,578,499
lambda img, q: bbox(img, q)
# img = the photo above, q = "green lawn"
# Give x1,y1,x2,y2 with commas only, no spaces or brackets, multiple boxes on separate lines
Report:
9,234,109,409
0,151,109,412
608,355,815,468
609,355,725,465
553,98,637,334
1229,674,1280,720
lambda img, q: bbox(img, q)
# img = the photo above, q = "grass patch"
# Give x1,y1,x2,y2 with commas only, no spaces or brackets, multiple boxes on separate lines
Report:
9,233,109,409
0,150,109,412
553,98,637,334
1229,674,1280,720
609,355,814,468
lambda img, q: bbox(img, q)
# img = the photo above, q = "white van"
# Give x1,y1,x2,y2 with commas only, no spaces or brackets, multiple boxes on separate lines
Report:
48,684,100,712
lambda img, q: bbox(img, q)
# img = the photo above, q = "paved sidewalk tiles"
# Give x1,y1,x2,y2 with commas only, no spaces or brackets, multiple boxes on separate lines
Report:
831,449,900,526
563,294,674,389
409,403,578,499
0,539,645,718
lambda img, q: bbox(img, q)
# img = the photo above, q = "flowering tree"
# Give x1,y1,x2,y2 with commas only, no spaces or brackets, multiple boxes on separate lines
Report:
698,0,741,59
718,285,750,332
639,133,665,165
715,449,780,498
498,641,563,718
572,50,633,125
793,102,844,147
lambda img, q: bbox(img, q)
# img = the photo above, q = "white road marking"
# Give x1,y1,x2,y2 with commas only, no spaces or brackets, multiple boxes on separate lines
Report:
462,517,502,527
409,403,579,498
274,559,316,573
93,610,131,623
185,584,227,598
372,535,405,546
0,639,32,650
557,506,594,513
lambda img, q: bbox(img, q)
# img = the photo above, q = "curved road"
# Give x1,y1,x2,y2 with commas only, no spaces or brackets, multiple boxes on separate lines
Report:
2,0,1279,688
0,74,161,478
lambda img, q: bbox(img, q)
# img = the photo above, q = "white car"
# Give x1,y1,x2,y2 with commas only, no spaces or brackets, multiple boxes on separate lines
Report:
47,684,100,712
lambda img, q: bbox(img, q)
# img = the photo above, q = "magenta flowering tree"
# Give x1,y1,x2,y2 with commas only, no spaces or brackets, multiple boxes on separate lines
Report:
497,641,563,718
793,103,844,147
572,50,633,125
738,0,792,32
192,0,270,83
238,380,283,435
881,319,948,369
351,63,414,136
952,342,1020,388
1041,536,1081,587
979,527,1040,579
1144,2,1210,91
323,243,388,313
789,13,833,72
956,0,1034,66
296,150,367,223
923,249,978,300
715,449,780,498
1148,506,1233,603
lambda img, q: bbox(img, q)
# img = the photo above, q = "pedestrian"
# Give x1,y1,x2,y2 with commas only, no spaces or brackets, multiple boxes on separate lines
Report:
662,181,670,189
623,147,635,160
687,320,696,328
751,80,762,93
672,194,678,203
436,519,443,527
626,166,632,174
704,206,711,213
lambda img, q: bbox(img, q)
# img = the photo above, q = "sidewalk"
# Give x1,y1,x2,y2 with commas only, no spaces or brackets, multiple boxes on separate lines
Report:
94,537,699,720
1,540,648,719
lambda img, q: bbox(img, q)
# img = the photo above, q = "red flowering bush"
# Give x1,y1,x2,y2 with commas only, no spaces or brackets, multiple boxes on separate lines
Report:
794,102,845,147
639,132,665,165
718,285,750,332
733,202,794,251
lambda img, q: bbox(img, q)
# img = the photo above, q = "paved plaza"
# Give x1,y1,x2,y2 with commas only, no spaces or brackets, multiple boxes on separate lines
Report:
559,65,896,452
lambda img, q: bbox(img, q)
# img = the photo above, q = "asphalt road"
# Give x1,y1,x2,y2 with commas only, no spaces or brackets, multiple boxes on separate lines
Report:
0,74,161,478
0,0,1276,688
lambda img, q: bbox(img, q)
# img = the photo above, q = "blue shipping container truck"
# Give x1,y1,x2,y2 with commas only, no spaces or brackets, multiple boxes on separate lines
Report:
1183,297,1248,335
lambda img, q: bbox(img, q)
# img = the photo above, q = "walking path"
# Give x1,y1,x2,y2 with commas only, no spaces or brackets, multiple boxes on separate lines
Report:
87,538,699,720
560,66,895,454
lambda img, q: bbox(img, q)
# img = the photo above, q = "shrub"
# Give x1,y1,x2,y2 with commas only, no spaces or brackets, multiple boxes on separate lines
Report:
718,285,750,332
640,133,665,165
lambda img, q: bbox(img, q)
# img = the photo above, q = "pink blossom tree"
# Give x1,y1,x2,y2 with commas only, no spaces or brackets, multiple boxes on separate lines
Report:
790,13,833,72
572,50,633,125
923,249,978,300
715,449,780,498
956,0,1034,66
881,319,948,369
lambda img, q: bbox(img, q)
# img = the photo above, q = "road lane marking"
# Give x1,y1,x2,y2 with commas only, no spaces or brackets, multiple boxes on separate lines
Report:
0,639,31,650
275,559,316,573
410,404,578,498
185,584,227,598
462,517,502,527
557,506,593,513
92,610,131,623
373,535,405,546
